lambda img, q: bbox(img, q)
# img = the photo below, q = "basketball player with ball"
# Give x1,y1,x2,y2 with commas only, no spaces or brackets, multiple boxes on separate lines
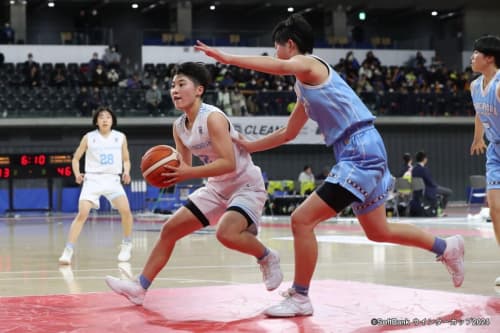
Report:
105,62,283,305
59,106,134,265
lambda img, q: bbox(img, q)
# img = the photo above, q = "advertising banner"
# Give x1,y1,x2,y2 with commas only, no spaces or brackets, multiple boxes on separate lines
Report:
231,117,324,144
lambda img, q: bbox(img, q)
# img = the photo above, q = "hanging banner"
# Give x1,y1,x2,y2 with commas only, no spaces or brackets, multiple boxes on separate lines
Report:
231,117,324,145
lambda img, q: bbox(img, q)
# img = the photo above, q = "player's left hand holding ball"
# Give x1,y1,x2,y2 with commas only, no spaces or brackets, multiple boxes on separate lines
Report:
160,158,192,188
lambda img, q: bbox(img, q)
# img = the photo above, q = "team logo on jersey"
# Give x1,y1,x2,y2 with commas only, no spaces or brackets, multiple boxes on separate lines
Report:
198,126,203,135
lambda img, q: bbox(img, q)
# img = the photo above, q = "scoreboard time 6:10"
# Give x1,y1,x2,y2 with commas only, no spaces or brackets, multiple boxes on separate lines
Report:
0,153,73,179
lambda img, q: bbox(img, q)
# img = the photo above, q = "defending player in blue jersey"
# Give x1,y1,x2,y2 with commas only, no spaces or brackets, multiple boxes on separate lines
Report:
195,13,465,317
469,34,500,288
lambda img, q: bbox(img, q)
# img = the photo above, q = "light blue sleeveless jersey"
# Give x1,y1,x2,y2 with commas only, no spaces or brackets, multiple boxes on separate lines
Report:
294,56,376,146
471,70,500,189
471,70,500,143
293,56,392,215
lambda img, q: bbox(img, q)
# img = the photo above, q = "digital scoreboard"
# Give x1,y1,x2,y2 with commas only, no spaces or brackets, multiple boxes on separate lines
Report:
0,153,73,179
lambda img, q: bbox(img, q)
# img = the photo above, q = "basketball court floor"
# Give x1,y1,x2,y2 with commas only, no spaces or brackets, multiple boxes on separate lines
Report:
1,207,499,332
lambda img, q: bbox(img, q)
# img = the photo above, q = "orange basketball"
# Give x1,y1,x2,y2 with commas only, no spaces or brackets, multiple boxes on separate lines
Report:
141,145,180,188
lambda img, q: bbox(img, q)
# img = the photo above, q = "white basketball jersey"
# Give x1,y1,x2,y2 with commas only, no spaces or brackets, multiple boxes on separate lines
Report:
174,103,263,194
85,129,124,174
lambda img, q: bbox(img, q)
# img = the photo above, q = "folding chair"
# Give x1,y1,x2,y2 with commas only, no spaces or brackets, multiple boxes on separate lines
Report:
299,181,315,196
393,177,412,217
468,175,486,213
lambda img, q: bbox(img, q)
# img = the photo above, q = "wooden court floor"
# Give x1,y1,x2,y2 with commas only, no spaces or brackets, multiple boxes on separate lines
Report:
0,208,499,332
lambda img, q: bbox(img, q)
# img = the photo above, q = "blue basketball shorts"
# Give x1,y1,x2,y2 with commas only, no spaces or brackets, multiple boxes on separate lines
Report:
324,126,393,215
486,143,500,190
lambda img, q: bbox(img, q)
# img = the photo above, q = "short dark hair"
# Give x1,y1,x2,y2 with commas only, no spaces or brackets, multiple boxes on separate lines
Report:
403,152,412,163
272,13,314,54
415,151,427,163
171,62,211,97
473,35,500,67
92,106,117,128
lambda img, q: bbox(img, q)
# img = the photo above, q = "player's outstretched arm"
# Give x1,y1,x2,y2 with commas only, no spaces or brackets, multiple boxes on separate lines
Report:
234,102,308,153
194,40,307,77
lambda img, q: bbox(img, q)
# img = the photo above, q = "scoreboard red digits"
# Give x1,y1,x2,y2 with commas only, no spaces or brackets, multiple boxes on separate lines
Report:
0,153,73,179
0,167,10,179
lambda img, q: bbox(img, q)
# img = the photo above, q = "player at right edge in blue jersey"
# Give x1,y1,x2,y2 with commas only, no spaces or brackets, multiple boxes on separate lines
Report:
195,13,465,317
469,35,500,288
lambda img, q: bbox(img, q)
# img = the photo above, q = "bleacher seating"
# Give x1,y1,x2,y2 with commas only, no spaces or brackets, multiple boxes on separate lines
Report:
0,58,476,118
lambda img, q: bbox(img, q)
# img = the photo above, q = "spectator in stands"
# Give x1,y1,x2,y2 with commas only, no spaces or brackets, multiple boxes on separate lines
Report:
230,87,247,116
91,64,108,87
141,71,154,89
217,86,232,115
50,67,68,87
107,68,120,86
358,61,373,80
145,82,162,116
88,52,105,73
344,51,360,74
121,57,139,79
1,22,15,44
23,53,39,73
25,64,41,87
411,151,453,210
298,165,315,183
415,51,427,67
355,74,374,95
103,45,121,70
75,86,94,117
362,51,381,68
89,86,103,110
220,72,235,88
122,72,142,89
246,94,258,115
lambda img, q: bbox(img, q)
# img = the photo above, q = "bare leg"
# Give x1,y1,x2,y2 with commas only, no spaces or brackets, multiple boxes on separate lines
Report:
111,195,133,238
289,193,337,286
66,200,93,244
216,210,283,291
216,210,266,257
291,197,436,287
358,204,435,249
141,207,203,281
487,190,500,245
487,190,500,286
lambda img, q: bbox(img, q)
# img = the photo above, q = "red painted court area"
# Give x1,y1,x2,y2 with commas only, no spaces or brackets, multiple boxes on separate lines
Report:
1,280,499,333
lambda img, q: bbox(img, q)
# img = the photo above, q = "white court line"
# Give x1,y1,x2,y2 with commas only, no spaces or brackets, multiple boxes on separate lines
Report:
274,235,398,246
1,258,499,279
0,264,286,276
262,215,494,227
